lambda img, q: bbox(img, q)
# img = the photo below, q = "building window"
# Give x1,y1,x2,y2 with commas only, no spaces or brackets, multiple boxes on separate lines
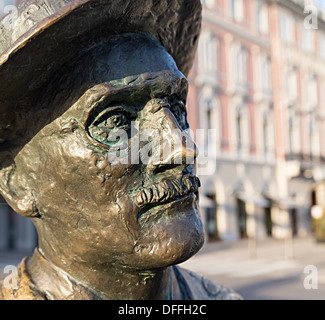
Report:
288,113,300,156
263,112,269,157
205,192,219,240
236,109,243,154
288,116,294,155
202,95,221,134
200,90,222,152
256,0,269,35
235,106,248,155
259,55,272,92
237,198,247,238
198,31,218,73
260,107,274,159
302,27,315,53
231,101,250,157
279,11,295,44
230,0,245,23
206,100,213,130
319,33,325,60
232,43,247,84
237,46,247,83
306,74,318,109
284,66,298,104
309,118,320,160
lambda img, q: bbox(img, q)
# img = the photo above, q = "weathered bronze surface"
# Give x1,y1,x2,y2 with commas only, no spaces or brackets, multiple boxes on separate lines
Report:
0,0,241,300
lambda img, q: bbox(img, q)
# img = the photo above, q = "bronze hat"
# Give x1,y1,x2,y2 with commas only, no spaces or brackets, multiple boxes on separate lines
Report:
0,0,202,146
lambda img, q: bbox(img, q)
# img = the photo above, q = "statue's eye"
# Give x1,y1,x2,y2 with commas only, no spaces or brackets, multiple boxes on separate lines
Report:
88,107,134,147
98,113,128,130
169,100,189,130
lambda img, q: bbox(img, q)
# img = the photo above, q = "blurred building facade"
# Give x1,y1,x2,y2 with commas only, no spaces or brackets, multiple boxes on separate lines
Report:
188,0,325,241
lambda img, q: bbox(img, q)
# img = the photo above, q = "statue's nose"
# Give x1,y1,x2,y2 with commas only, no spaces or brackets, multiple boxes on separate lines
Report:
148,107,198,169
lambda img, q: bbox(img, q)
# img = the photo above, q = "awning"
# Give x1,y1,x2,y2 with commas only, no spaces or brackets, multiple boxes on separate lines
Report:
268,197,298,209
236,192,271,208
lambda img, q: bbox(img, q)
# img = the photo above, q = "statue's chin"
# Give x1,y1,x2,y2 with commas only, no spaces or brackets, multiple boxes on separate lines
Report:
123,194,205,270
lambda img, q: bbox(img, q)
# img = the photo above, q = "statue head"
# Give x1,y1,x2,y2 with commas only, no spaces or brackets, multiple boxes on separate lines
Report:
0,0,204,288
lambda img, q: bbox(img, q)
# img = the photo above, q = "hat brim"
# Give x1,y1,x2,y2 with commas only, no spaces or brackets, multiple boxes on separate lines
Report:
0,0,201,144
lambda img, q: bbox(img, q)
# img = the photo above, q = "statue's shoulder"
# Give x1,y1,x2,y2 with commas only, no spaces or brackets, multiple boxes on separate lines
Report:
172,266,243,300
0,257,45,300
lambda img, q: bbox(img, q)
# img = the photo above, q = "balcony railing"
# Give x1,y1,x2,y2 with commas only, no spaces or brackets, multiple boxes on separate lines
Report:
285,152,325,166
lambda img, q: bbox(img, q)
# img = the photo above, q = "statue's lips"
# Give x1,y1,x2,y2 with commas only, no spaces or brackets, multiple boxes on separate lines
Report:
132,175,200,209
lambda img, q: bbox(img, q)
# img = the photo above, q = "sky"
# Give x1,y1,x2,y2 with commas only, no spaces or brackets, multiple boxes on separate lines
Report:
313,0,325,11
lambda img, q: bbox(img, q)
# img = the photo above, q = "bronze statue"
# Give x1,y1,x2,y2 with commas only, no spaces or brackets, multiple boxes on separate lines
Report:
0,0,241,300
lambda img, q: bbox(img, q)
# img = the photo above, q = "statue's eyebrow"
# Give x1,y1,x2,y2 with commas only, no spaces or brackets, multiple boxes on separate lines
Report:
105,72,188,99
84,72,188,115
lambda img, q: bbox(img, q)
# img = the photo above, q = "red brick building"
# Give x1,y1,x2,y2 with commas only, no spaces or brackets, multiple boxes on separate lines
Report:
188,0,325,241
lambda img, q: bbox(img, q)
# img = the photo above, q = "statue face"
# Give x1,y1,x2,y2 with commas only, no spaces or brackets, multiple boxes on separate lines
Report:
12,34,204,270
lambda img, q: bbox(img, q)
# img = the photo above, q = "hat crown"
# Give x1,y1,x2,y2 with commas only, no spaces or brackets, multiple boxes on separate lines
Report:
0,0,201,147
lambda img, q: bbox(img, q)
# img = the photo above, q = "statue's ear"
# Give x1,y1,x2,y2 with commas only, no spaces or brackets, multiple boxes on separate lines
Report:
0,152,39,218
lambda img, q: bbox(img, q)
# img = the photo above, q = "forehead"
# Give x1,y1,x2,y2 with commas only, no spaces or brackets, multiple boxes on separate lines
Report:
39,33,188,121
71,70,189,126
90,33,182,83
69,34,188,116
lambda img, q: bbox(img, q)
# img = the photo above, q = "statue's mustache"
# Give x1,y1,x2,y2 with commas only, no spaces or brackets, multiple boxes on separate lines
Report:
132,175,200,208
